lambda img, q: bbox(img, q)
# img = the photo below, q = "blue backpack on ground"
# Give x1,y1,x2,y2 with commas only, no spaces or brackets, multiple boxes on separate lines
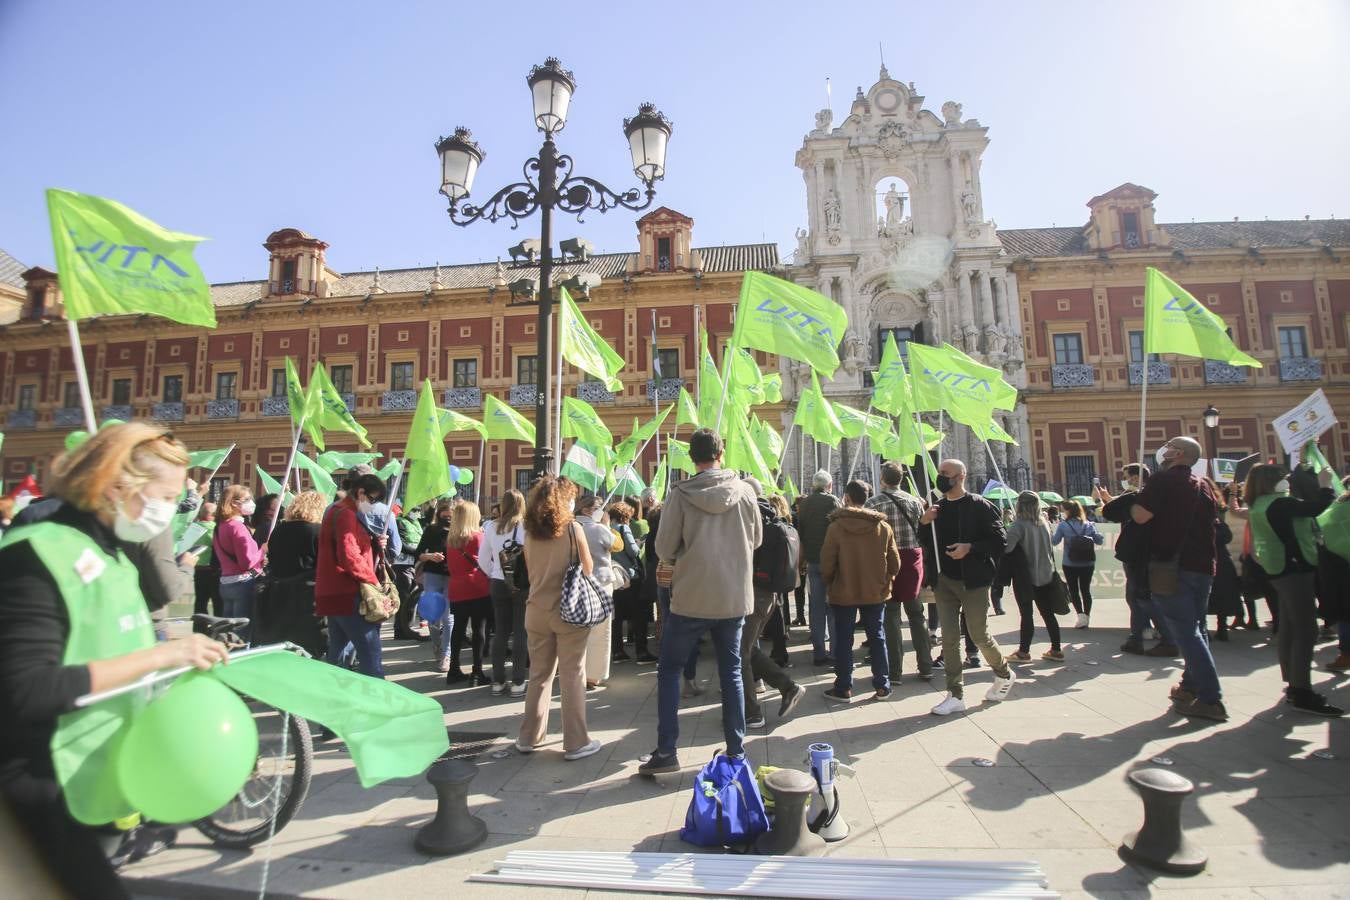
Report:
679,751,769,848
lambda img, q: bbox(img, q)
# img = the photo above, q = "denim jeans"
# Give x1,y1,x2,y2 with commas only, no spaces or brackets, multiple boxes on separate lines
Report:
806,563,831,659
830,603,888,693
422,572,454,664
656,611,744,758
1152,569,1220,703
657,586,698,681
219,577,256,641
326,597,385,678
1124,562,1151,642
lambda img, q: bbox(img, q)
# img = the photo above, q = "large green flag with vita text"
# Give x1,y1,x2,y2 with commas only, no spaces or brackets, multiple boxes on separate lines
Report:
908,342,1006,426
941,343,1018,411
732,270,848,376
46,188,216,327
561,396,614,448
483,394,536,444
1144,266,1260,366
559,286,625,390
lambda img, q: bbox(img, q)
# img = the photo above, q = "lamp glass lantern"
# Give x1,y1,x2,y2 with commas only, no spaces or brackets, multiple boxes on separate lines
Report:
1203,405,1221,430
624,102,673,184
527,58,576,134
437,127,484,201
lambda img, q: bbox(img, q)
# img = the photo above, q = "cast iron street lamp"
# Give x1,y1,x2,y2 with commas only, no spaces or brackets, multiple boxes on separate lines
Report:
436,58,672,480
1203,404,1220,474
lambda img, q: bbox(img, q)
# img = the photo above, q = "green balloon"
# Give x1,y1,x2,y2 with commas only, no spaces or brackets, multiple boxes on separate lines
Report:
64,430,90,451
455,468,474,486
116,672,258,824
99,418,126,430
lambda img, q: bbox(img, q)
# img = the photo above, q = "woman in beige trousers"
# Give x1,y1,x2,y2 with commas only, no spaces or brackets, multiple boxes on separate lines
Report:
515,476,603,761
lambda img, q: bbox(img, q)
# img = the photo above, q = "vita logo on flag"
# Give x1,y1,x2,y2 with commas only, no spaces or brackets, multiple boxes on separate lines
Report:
752,297,840,342
71,237,192,280
1160,295,1228,336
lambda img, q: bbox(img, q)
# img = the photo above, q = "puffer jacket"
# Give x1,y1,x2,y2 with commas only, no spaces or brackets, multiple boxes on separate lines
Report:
819,506,900,606
656,468,762,619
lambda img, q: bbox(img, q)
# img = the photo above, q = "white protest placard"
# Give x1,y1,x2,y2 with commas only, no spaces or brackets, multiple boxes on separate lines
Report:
1271,389,1337,456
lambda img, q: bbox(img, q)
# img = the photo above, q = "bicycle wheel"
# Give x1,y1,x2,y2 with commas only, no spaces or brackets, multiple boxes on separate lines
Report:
195,700,313,849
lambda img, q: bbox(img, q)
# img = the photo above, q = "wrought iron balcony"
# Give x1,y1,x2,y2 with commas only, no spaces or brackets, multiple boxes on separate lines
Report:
577,380,615,403
53,407,84,427
101,405,133,422
261,395,290,417
5,409,36,429
1203,360,1248,385
152,402,184,422
509,383,538,407
442,387,482,409
381,389,417,412
1127,361,1171,386
1050,363,1097,389
647,377,684,402
1279,356,1322,383
206,399,239,419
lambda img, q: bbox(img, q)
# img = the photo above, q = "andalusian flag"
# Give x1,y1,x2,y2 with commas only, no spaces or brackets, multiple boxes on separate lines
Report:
794,370,844,446
483,394,536,444
46,188,215,327
561,441,605,491
559,286,624,390
675,386,700,429
1144,267,1260,366
872,332,912,416
404,380,451,509
306,363,371,449
608,463,645,497
436,407,487,439
732,270,848,376
561,396,613,448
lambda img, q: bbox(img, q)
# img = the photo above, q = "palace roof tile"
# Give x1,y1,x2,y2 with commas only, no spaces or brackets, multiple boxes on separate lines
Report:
0,248,27,289
998,219,1350,258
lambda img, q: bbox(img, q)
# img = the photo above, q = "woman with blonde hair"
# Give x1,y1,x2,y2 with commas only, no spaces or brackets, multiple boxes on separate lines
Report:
444,500,491,686
479,488,528,696
213,483,264,633
0,423,229,897
1004,491,1063,662
516,476,601,761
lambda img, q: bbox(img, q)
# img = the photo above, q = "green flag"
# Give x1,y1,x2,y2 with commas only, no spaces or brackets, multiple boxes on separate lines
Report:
436,407,487,439
732,270,848,376
634,405,674,445
651,458,670,502
1301,440,1332,473
293,453,338,502
608,463,645,497
404,381,451,510
908,343,1004,426
561,441,606,491
675,386,701,429
256,467,295,506
726,416,773,484
315,451,380,473
307,363,371,450
668,438,697,475
831,401,890,440
941,343,1018,411
284,356,316,433
483,394,536,443
750,415,783,465
783,475,799,506
697,328,723,428
612,417,642,472
795,370,845,446
973,418,1018,445
559,286,625,390
46,188,215,327
762,373,783,404
561,396,614,448
729,348,767,407
376,459,403,481
187,446,232,471
211,651,448,788
872,332,913,416
1144,266,1260,366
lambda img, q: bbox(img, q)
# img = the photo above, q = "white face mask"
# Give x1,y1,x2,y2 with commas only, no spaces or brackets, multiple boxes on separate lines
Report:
114,494,177,544
1120,479,1132,491
1274,479,1290,494
239,499,257,517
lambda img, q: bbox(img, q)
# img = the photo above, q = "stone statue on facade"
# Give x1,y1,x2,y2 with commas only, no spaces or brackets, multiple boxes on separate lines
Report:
962,324,981,354
883,184,905,229
814,108,833,132
824,189,843,245
961,190,979,223
794,227,811,261
941,101,963,126
983,323,1008,359
840,329,870,377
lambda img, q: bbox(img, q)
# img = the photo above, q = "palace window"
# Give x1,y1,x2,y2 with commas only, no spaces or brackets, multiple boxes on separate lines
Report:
453,358,478,388
17,384,36,410
280,259,297,294
271,369,287,398
878,326,915,360
1128,331,1159,363
657,237,672,272
111,378,132,406
162,375,183,404
389,362,414,392
1121,211,1141,248
216,372,237,401
517,355,538,386
1053,333,1084,365
515,468,533,494
656,348,680,378
330,365,353,395
63,382,81,409
1277,325,1308,359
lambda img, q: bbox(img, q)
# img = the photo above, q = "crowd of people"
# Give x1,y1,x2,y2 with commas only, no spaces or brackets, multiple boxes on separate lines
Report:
1,422,1348,896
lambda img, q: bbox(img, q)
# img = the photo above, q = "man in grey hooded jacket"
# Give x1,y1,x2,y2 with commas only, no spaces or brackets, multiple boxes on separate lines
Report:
639,428,762,775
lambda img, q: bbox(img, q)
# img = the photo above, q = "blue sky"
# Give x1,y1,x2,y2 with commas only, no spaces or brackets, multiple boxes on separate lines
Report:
2,0,1347,283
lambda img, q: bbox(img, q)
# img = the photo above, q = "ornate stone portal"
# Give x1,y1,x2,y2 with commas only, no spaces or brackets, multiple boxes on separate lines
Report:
787,66,1029,483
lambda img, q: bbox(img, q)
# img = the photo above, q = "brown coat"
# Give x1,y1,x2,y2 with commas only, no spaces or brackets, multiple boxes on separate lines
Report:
820,506,901,606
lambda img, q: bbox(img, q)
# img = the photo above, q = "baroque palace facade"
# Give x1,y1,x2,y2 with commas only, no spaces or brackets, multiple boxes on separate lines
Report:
0,210,780,500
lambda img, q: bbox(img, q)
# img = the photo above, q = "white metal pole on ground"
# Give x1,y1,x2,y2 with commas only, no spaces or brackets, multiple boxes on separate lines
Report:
64,318,98,433
911,409,943,565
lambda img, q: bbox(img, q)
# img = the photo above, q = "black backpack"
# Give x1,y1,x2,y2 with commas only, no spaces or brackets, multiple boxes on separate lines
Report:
754,504,800,593
1066,522,1096,565
498,526,529,593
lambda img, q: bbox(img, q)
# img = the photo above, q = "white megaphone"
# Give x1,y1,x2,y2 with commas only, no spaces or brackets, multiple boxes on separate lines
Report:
805,742,854,842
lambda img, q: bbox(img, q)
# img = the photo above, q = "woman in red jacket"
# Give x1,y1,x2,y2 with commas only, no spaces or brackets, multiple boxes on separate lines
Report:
315,473,388,678
445,501,491,685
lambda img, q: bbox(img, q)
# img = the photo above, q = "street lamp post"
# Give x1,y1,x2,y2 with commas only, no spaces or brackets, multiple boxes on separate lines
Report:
436,58,672,480
1203,404,1220,477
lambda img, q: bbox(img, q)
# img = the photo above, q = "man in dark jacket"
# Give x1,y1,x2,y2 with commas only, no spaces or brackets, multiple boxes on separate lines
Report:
1099,463,1176,656
919,459,1015,715
798,471,841,666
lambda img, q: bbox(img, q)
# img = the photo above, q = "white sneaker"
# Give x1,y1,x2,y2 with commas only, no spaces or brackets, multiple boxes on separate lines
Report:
986,667,1017,703
491,682,508,695
510,682,527,698
513,740,535,754
931,693,967,716
564,739,602,761
1075,613,1089,629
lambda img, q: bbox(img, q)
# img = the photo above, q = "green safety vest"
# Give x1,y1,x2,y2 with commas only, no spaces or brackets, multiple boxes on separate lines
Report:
0,520,155,824
1248,494,1319,578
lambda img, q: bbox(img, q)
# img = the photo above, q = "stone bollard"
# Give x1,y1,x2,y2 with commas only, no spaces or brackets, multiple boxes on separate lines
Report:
753,769,827,857
415,758,489,856
1120,767,1206,874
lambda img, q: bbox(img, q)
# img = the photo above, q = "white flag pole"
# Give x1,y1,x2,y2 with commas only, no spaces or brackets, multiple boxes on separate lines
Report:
776,419,798,484
1137,351,1151,472
477,435,486,505
64,318,98,433
847,400,877,485
268,410,307,538
201,443,237,489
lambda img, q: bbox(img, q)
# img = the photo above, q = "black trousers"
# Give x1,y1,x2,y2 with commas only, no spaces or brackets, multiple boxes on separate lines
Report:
450,597,491,671
611,582,651,654
1064,566,1094,616
391,564,419,637
192,566,221,633
2,777,131,899
1014,575,1062,653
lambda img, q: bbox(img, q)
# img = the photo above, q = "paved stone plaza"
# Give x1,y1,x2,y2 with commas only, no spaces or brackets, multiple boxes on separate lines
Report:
127,596,1348,899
